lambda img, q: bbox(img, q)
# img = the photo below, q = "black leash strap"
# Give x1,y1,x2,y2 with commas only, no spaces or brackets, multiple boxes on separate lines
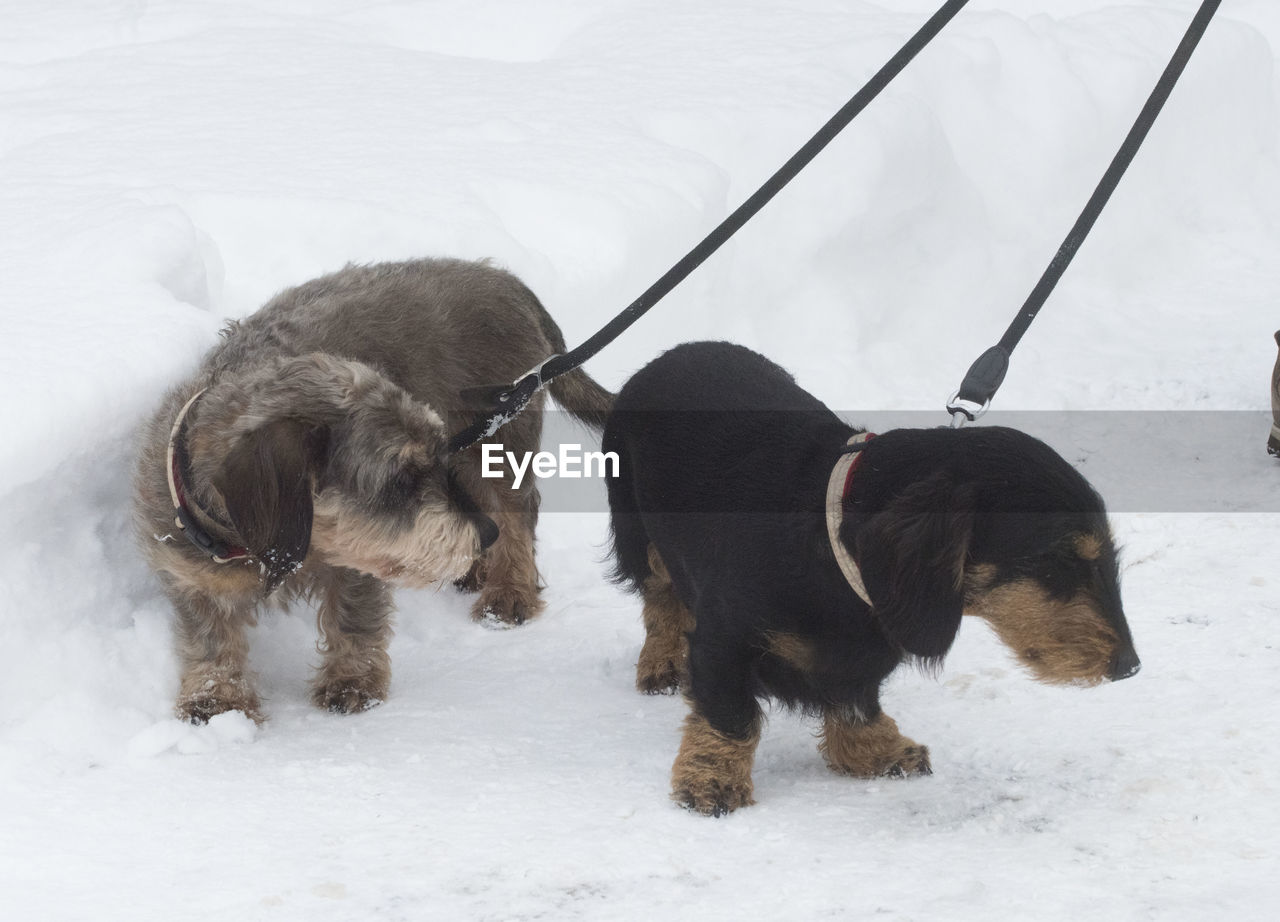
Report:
449,0,972,453
947,0,1222,425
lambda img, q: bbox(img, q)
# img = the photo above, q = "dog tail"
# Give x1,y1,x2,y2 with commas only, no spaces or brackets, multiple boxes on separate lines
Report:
547,368,613,432
601,425,651,594
527,293,614,431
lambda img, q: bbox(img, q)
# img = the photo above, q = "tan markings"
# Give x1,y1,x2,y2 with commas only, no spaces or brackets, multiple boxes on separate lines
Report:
962,563,999,612
1074,533,1105,560
765,632,817,673
670,709,761,816
819,711,931,778
971,577,1120,685
647,542,670,581
636,544,694,694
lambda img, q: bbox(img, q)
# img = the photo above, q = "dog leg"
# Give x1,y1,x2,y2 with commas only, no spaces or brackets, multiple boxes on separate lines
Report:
636,544,693,694
671,634,764,815
453,557,487,593
471,492,544,626
670,708,762,817
312,568,393,714
819,709,932,778
171,585,262,724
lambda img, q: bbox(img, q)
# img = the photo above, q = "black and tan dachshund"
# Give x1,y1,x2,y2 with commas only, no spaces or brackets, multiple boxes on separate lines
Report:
604,341,1139,816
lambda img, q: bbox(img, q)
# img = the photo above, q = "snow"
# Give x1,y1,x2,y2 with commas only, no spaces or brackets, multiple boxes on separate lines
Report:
2,1,1277,918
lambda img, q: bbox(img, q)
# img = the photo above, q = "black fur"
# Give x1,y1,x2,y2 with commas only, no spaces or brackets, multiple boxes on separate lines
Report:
605,341,1137,744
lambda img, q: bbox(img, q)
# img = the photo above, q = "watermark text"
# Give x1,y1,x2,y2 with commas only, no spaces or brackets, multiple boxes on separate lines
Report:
481,443,620,489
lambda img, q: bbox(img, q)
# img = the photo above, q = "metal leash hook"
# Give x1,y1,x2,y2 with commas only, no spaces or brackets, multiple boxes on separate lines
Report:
448,354,563,454
489,354,556,412
945,344,1008,428
947,393,990,429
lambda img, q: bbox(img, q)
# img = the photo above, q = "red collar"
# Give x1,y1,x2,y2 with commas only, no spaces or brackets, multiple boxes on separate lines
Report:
841,431,875,502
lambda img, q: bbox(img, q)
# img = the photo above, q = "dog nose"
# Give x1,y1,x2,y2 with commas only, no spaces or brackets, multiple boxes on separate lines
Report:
474,512,499,551
1107,645,1141,682
445,467,499,551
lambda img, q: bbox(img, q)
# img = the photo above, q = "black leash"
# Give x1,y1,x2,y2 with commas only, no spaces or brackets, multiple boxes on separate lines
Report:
449,0,972,453
946,0,1222,426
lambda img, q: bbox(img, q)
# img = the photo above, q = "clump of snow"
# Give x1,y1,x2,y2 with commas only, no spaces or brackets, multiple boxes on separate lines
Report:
2,1,1278,919
128,711,259,759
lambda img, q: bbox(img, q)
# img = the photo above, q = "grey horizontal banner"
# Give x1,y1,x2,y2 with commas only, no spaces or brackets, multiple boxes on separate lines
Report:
477,411,1279,514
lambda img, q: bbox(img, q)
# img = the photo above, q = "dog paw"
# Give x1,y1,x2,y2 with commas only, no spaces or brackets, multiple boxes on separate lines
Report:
477,605,525,629
636,661,683,695
177,674,263,725
472,592,544,627
671,777,755,817
820,713,933,779
177,692,263,726
827,742,932,779
882,744,932,778
311,679,386,715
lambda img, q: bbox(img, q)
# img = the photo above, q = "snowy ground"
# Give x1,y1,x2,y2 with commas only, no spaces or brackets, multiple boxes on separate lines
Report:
2,1,1278,919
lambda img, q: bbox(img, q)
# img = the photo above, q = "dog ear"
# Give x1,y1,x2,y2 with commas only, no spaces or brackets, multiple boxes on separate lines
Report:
214,419,326,592
854,473,975,661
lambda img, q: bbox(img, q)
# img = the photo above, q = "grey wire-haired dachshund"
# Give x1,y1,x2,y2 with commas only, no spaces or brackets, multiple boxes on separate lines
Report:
604,341,1140,815
135,258,611,723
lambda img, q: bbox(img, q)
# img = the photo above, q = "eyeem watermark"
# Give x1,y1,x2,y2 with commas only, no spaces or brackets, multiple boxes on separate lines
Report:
481,443,620,489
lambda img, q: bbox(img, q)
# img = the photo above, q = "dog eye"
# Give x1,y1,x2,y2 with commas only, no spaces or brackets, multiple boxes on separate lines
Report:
1035,548,1092,598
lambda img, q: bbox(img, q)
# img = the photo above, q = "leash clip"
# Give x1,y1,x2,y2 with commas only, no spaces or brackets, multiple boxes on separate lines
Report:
946,344,1006,428
449,354,564,453
946,391,990,428
499,354,562,403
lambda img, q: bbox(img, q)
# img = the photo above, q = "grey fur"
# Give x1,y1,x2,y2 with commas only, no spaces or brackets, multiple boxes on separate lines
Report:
134,257,613,722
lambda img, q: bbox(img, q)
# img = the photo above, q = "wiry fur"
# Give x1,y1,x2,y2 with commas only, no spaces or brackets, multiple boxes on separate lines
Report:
670,711,761,817
135,258,612,723
604,341,1140,815
819,711,932,779
635,543,694,695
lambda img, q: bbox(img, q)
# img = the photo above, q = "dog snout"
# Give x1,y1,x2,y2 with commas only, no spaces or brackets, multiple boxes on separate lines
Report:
1106,645,1141,682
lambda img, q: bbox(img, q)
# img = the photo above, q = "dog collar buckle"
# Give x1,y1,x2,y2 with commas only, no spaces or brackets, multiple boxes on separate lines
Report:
172,502,245,563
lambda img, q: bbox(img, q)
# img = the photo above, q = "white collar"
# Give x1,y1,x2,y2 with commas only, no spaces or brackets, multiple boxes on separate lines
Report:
824,432,873,606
